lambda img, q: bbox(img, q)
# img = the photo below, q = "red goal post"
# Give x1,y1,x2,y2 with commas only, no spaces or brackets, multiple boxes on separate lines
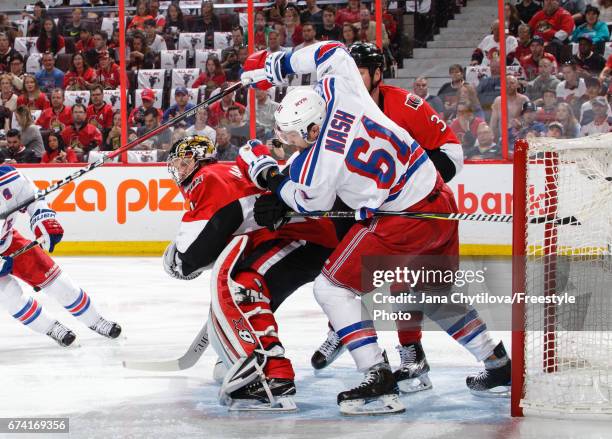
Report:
511,136,612,418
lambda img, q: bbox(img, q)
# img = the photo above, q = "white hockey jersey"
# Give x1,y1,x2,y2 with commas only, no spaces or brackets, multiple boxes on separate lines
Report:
277,41,438,220
0,166,48,254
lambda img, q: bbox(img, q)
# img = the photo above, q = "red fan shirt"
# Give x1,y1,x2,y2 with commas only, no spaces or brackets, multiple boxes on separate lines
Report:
61,123,103,152
36,105,73,131
86,103,114,130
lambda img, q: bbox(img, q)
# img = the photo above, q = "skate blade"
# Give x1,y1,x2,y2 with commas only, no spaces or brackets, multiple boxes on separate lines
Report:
228,396,297,412
339,394,405,416
469,385,510,398
398,373,433,394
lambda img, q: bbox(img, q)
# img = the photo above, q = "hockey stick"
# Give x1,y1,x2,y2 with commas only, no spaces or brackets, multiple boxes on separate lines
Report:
122,320,209,371
285,211,580,225
0,79,252,221
7,240,40,258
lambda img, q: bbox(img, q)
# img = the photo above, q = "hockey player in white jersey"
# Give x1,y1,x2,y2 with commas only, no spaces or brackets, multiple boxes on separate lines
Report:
239,41,467,414
0,166,121,346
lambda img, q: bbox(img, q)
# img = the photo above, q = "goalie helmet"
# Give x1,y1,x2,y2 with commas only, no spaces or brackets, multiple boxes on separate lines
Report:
349,42,384,78
274,87,326,146
167,135,216,185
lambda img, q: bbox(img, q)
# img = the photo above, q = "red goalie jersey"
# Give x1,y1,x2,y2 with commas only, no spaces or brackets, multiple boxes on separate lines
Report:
379,84,463,182
174,161,339,276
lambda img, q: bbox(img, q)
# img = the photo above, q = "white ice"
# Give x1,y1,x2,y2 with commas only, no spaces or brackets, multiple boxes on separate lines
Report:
0,257,610,439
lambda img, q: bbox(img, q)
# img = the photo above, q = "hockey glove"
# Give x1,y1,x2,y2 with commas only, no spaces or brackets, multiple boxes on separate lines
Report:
241,50,273,90
30,209,64,253
264,51,289,85
254,193,289,231
238,140,280,190
162,242,204,281
0,255,13,277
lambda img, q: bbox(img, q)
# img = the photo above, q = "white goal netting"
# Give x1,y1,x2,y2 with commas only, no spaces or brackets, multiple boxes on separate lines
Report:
520,134,612,418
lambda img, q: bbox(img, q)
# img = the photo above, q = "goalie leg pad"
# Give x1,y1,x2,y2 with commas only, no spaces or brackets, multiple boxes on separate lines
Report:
209,236,294,401
233,270,294,380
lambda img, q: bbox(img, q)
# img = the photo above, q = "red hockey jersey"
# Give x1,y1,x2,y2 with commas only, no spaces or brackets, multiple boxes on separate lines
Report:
175,162,339,275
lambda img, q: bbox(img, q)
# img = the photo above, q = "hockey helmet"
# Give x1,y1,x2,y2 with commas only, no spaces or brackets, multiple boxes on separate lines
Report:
274,87,326,146
349,42,384,78
167,135,216,184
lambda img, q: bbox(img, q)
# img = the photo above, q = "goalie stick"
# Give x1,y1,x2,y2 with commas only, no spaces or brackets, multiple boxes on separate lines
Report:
122,321,209,371
285,211,580,225
0,79,252,221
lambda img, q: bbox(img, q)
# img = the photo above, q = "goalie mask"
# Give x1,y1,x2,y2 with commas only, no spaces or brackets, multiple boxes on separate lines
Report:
167,135,216,185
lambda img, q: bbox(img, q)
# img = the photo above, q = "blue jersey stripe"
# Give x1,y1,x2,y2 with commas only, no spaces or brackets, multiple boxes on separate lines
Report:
66,290,84,310
347,336,378,351
13,298,34,319
23,307,42,325
337,319,374,338
0,175,20,188
458,323,487,345
447,309,478,336
304,77,335,187
72,297,91,317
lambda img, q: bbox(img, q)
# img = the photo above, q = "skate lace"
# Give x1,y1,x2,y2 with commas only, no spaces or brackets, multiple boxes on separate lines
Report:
397,345,416,367
91,318,113,335
47,322,68,340
318,331,341,359
471,369,490,384
352,368,378,391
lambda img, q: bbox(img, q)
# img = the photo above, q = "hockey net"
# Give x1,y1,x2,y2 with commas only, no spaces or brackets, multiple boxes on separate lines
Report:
512,135,612,418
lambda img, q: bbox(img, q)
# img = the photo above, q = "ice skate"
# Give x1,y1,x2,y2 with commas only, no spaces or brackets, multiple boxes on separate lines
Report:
46,321,76,347
394,342,433,393
338,361,405,415
89,317,122,339
466,342,511,397
311,329,345,371
228,378,297,412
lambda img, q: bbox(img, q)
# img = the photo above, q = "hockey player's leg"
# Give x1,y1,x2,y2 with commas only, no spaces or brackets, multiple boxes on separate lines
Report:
428,305,510,396
313,275,404,416
9,237,121,340
394,323,432,393
394,293,432,393
41,272,121,339
0,275,75,347
208,236,296,412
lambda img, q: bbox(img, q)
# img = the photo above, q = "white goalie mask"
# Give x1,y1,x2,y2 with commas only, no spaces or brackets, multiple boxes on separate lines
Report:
274,87,326,145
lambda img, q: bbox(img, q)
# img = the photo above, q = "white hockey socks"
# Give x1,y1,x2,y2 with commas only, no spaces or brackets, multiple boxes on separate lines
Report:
0,276,56,335
314,275,384,371
42,272,102,327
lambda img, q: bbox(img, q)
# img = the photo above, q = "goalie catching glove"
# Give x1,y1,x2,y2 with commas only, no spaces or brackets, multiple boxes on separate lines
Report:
163,242,205,281
30,208,63,253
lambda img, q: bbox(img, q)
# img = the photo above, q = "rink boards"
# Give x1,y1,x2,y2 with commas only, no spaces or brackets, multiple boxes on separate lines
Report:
13,163,514,256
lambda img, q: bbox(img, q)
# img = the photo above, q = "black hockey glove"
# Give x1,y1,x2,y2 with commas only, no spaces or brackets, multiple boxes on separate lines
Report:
254,193,289,231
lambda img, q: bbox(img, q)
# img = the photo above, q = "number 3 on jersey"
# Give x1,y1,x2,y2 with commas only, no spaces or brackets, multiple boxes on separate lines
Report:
345,115,418,189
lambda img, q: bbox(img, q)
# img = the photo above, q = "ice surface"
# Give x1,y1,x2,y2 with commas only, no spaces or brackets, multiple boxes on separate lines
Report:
1,258,610,439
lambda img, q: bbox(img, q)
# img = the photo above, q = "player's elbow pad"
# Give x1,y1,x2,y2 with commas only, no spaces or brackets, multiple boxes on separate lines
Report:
426,144,463,182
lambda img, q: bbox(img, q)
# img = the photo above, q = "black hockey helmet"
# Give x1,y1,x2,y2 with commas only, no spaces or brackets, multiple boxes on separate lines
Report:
167,135,216,185
349,42,385,78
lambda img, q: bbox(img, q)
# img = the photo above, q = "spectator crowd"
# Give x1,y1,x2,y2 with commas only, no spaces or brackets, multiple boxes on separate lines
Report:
0,1,123,164
7,1,605,164
426,0,612,160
